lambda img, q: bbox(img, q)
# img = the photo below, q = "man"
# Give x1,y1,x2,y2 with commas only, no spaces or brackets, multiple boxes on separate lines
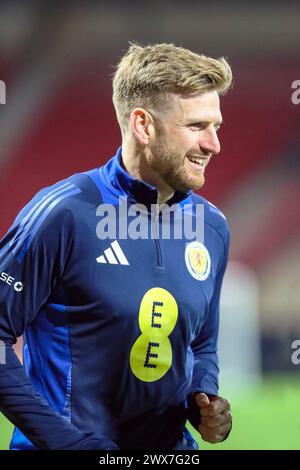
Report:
0,42,232,450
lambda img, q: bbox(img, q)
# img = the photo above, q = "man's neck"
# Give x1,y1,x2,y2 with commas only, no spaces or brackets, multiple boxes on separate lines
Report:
156,191,173,205
121,144,174,204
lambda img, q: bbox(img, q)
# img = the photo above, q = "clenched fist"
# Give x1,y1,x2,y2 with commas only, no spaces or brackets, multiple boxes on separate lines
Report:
191,392,232,444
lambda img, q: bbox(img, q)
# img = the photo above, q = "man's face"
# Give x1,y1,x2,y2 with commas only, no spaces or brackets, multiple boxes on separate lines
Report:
147,90,223,192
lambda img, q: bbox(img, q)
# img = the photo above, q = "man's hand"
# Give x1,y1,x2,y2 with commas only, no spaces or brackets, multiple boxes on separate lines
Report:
195,393,232,443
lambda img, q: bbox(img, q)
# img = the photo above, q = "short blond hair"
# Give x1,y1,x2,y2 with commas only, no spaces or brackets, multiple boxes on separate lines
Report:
112,42,232,135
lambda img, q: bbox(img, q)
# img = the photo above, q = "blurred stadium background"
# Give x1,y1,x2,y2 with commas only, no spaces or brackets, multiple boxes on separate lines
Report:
0,0,300,450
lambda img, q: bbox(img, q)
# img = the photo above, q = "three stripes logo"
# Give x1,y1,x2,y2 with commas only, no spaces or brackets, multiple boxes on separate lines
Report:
96,240,129,265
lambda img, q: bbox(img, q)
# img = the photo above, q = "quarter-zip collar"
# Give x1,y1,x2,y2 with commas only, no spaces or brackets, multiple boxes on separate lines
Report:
101,147,192,209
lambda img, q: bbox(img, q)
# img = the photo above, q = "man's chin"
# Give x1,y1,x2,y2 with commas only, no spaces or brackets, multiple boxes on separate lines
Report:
183,176,205,192
173,178,205,192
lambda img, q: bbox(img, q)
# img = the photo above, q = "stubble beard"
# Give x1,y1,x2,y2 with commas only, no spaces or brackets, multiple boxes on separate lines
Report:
147,137,205,193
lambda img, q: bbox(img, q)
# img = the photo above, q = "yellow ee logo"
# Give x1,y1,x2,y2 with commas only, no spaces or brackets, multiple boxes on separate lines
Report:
130,287,178,382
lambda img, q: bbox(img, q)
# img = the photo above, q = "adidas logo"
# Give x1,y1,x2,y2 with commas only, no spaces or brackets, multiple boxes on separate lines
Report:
96,240,129,265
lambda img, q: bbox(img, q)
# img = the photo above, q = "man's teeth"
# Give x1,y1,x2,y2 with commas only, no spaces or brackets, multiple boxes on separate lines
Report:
189,158,205,167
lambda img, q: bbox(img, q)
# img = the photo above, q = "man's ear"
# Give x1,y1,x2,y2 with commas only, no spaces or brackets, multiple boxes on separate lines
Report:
130,108,155,145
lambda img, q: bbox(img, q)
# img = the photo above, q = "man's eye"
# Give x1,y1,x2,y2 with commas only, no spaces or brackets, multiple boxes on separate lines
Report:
189,124,204,130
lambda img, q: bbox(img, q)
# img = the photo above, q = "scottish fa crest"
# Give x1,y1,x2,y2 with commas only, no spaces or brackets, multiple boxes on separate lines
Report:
185,241,211,281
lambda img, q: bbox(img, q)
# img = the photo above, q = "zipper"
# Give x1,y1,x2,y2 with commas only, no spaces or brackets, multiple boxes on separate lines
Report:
152,202,163,267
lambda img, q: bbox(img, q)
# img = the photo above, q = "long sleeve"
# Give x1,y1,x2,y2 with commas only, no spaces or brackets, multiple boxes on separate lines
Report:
187,225,230,427
0,187,118,450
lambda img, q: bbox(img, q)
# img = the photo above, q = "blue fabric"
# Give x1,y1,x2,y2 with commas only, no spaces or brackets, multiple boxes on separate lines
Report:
0,146,230,450
173,428,199,450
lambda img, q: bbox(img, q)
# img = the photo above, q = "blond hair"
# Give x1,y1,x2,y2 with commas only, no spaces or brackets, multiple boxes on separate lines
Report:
112,42,232,135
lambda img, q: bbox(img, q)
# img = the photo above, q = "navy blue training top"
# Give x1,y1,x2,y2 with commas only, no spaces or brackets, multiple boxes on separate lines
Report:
0,147,230,450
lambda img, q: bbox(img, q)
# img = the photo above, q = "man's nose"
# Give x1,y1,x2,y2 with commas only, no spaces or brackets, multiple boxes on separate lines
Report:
199,127,221,156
